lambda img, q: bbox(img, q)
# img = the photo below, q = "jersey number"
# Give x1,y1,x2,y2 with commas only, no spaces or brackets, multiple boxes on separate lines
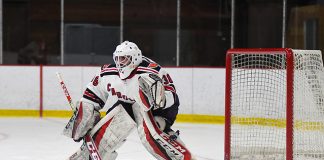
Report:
92,76,99,86
162,74,173,85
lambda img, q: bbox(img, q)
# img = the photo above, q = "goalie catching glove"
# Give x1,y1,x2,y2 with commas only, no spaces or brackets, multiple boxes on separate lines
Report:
63,101,100,142
138,73,166,111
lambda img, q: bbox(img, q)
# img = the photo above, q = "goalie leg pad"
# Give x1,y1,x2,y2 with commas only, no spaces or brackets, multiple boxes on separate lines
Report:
132,104,192,160
68,143,90,160
92,104,136,155
68,104,135,160
63,101,100,141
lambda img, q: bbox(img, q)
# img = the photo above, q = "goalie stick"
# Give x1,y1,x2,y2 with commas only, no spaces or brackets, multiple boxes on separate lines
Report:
56,72,102,160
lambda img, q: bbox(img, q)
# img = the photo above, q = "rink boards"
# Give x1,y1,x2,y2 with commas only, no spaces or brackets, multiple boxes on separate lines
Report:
0,65,225,124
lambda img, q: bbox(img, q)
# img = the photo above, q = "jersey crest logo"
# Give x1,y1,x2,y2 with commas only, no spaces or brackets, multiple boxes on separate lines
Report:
107,83,135,102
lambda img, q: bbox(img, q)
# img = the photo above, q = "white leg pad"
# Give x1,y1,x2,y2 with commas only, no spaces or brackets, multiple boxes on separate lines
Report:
69,104,136,160
94,104,136,154
132,103,193,160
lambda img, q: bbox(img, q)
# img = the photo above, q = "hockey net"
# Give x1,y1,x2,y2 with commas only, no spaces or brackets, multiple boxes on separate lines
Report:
225,48,324,160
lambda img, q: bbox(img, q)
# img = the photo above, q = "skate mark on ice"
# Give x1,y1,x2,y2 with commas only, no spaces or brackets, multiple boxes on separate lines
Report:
0,133,9,142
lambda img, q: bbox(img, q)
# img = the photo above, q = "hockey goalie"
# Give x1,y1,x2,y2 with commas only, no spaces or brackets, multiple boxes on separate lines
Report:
63,41,194,160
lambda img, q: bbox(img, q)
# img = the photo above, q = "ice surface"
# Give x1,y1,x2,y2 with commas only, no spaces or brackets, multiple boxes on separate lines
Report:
0,118,222,160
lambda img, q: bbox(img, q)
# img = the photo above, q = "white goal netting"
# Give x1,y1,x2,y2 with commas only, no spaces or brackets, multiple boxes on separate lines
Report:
226,49,324,160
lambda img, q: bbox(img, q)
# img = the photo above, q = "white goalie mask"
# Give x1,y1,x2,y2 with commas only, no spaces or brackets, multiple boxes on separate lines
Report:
113,41,142,79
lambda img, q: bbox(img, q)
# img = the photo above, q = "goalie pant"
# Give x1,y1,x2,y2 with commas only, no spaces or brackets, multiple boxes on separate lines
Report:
68,102,193,160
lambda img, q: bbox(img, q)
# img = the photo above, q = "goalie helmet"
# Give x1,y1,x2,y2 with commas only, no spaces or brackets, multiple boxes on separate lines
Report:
113,41,142,79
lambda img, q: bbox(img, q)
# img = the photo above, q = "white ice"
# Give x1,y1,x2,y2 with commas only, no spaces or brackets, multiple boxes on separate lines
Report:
0,118,223,160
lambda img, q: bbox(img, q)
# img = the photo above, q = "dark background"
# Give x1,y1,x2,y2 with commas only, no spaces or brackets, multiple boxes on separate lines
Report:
2,0,324,66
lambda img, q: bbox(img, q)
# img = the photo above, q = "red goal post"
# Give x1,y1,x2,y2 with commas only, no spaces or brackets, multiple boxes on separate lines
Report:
225,48,324,160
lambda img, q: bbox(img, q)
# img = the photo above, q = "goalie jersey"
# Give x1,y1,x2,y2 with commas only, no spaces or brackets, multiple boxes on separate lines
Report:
81,56,179,126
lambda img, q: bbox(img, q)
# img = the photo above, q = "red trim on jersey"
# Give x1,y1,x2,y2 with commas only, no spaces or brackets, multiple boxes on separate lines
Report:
148,63,159,68
94,118,113,148
101,64,111,69
101,68,118,73
119,66,159,80
138,67,159,74
84,90,96,100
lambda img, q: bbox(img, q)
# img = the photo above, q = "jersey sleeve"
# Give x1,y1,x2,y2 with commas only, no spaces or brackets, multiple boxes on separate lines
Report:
80,71,108,111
